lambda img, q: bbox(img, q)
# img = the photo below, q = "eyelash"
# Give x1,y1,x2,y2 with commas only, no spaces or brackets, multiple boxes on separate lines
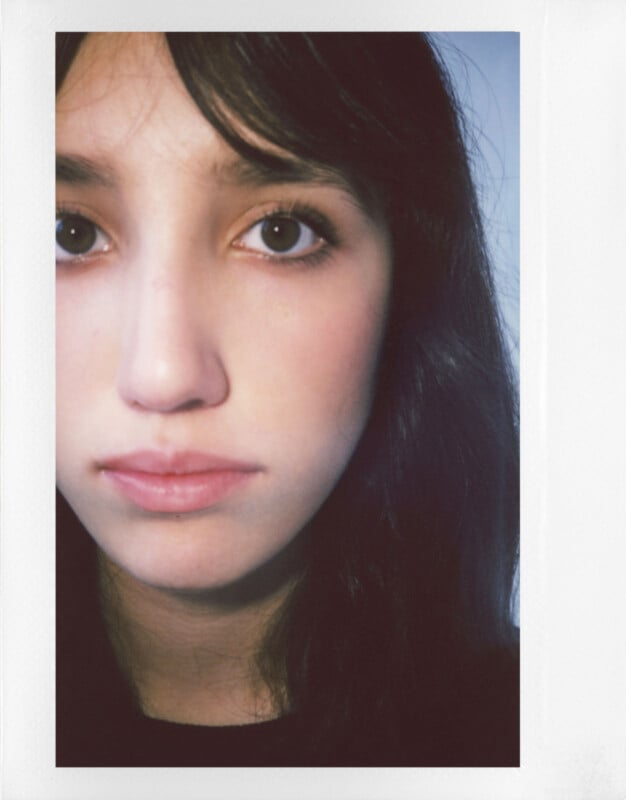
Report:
232,203,339,268
55,202,339,267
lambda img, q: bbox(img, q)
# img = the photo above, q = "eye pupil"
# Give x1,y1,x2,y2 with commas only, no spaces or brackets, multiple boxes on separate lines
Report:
56,214,97,255
261,216,301,252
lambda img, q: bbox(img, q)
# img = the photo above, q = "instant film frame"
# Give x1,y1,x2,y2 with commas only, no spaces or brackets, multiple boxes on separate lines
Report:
2,0,625,798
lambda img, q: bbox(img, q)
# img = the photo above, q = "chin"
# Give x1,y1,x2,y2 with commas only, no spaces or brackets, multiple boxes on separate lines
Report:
102,532,299,600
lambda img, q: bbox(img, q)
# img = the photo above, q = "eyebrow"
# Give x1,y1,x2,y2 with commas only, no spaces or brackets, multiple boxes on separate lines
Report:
214,154,370,216
56,154,118,187
215,155,351,193
55,151,360,210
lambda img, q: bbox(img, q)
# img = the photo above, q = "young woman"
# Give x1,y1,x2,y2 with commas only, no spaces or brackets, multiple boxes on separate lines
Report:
56,32,519,766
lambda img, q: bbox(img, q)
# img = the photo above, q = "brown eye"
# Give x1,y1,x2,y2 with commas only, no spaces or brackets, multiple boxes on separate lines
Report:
56,213,111,262
234,211,325,261
260,215,303,253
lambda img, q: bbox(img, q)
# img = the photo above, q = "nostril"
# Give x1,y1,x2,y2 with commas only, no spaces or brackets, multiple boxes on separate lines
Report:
126,396,209,414
117,342,231,414
172,397,209,413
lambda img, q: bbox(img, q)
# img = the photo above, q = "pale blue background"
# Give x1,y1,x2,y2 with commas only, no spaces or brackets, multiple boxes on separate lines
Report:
436,32,520,377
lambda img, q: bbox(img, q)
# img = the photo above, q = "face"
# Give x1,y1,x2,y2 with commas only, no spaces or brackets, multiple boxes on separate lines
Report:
56,34,391,592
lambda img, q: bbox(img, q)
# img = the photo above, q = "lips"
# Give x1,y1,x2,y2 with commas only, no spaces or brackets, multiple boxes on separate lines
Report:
98,450,262,513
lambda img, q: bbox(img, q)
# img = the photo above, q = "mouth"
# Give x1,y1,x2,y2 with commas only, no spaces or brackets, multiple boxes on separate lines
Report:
97,450,262,514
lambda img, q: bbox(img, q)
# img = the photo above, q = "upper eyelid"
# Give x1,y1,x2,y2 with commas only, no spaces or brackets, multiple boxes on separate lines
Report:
54,203,330,233
56,202,109,225
236,213,323,245
233,201,338,239
253,207,329,232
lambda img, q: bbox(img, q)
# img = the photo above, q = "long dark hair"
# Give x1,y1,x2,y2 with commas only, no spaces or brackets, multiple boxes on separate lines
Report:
57,33,519,759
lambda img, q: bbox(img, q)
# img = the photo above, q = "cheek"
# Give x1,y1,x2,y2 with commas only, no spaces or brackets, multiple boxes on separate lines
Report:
56,273,115,380
56,277,117,468
233,264,390,450
296,301,384,414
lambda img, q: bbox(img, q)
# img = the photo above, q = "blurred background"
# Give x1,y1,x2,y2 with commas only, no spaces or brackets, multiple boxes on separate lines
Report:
435,32,520,380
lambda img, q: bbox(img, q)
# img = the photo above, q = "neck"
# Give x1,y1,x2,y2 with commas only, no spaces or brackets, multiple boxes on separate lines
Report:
98,553,293,727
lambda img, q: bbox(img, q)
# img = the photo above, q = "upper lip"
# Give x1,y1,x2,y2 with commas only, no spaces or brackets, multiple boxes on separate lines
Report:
97,449,262,475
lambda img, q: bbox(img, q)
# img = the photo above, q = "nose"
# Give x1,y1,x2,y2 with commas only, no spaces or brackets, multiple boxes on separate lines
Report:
116,267,229,414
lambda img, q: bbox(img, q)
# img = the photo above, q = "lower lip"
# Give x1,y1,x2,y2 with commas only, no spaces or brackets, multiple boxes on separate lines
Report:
101,468,257,513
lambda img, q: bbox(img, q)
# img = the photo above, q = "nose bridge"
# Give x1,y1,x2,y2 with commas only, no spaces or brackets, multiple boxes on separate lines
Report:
116,251,229,413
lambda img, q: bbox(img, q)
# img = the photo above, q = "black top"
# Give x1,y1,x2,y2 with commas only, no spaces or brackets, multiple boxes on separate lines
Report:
56,497,519,767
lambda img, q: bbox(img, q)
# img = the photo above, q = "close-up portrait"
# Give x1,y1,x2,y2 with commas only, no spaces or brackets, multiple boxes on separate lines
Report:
55,31,519,767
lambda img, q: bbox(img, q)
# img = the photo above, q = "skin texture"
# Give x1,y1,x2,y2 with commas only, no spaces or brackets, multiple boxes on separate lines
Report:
56,34,391,724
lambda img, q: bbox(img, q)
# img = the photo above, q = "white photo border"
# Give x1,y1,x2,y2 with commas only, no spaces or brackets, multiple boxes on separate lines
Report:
2,0,625,797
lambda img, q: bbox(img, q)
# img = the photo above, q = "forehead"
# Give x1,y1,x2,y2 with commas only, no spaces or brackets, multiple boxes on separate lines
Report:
57,33,188,107
56,33,365,206
57,33,180,116
56,34,222,163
